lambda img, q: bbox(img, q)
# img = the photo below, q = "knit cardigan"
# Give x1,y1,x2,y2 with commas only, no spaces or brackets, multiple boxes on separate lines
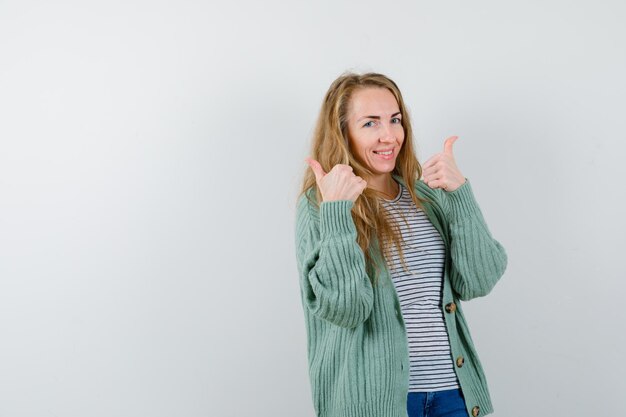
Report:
294,176,507,417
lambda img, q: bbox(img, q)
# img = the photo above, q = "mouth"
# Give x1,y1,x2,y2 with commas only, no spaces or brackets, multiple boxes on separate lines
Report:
373,148,395,160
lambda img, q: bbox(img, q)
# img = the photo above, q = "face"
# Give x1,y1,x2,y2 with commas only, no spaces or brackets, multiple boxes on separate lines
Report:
346,87,405,179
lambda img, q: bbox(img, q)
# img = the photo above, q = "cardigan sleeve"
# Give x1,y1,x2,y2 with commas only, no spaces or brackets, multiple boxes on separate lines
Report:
295,193,374,328
440,180,508,301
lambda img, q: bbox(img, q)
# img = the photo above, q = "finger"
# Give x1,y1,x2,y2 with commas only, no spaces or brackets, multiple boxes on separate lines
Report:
425,179,447,190
422,173,443,186
443,136,459,155
421,164,440,179
422,152,445,169
421,156,437,171
305,157,327,183
332,164,354,176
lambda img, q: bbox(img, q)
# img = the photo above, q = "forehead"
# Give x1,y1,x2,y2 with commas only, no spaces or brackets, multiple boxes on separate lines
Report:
348,87,399,118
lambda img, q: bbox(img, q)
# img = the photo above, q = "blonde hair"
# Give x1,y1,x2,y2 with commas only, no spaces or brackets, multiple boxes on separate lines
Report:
300,72,427,283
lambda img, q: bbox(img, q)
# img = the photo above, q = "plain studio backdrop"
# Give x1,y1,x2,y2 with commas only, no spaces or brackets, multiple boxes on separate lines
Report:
1,1,625,416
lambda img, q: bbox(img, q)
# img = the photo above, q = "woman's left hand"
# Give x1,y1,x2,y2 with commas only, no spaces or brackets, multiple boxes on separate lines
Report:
421,136,466,192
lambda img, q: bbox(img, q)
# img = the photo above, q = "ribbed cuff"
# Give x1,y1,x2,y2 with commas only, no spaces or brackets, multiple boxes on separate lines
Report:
444,179,482,220
319,200,356,237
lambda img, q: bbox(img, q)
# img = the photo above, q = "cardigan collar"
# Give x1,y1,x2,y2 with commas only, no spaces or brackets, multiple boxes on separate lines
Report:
390,173,447,245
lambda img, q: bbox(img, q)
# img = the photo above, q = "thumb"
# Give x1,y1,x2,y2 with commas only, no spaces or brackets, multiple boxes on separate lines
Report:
443,135,459,156
305,157,327,182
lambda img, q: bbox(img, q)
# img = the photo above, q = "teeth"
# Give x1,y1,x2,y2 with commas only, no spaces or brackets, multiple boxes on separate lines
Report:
375,150,392,155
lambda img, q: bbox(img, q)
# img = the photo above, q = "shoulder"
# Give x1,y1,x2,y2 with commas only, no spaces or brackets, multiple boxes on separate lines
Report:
393,174,445,205
416,179,485,222
414,179,444,203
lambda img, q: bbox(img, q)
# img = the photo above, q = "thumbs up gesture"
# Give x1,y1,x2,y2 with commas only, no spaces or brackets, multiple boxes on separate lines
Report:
306,158,367,202
421,136,466,192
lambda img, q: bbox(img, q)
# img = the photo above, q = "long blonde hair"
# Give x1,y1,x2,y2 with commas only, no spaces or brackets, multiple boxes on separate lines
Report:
300,72,427,283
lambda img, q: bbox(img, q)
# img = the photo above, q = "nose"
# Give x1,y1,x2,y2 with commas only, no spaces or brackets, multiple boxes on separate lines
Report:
379,122,396,143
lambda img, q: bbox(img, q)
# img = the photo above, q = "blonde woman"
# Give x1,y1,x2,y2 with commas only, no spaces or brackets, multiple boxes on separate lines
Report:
295,72,507,417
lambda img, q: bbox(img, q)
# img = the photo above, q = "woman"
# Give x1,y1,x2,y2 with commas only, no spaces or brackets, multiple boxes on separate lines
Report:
295,72,507,417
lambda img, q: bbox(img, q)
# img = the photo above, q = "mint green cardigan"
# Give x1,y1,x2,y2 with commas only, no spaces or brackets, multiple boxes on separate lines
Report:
295,176,507,417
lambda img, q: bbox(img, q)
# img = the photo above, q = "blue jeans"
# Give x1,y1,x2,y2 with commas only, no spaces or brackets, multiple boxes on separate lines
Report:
407,389,468,417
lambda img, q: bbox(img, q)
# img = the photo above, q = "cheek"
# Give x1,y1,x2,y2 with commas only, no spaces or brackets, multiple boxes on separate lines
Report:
351,134,372,153
397,128,406,144
348,136,368,160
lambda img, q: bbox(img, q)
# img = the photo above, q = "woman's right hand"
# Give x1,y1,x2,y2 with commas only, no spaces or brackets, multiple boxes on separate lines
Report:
306,158,367,202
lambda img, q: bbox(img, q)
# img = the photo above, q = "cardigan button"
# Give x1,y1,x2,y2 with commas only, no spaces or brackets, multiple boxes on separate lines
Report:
456,356,464,367
445,302,457,313
471,406,480,416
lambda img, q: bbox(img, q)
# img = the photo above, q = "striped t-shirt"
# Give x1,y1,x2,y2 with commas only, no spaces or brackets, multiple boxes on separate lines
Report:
381,182,460,392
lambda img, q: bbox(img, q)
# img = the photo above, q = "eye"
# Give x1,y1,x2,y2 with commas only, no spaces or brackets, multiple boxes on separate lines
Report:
363,120,377,128
391,117,402,124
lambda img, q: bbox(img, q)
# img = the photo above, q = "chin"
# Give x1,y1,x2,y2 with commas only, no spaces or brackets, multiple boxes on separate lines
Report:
372,163,397,174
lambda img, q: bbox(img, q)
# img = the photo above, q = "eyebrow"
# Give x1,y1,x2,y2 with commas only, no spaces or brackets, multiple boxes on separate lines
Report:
357,111,402,122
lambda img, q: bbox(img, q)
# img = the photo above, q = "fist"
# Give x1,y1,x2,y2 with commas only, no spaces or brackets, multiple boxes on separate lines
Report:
306,158,367,202
421,136,466,192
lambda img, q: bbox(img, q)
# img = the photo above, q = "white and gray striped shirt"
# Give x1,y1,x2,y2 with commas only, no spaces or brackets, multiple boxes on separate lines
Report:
381,182,460,392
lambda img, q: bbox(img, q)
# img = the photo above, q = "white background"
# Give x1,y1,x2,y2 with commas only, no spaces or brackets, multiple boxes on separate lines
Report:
1,1,625,416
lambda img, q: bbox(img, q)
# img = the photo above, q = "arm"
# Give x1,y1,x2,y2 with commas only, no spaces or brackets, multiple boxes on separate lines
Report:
442,180,508,300
295,194,374,328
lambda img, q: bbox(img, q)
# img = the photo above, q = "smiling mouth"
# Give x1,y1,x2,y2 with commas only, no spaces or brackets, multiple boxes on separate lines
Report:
373,150,393,155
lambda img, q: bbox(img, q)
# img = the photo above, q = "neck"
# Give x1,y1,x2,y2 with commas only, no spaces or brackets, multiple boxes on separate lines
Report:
367,174,398,199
